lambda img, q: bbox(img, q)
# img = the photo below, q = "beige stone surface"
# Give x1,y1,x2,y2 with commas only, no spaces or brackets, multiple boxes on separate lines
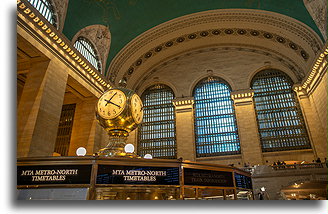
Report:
17,60,68,157
233,99,263,165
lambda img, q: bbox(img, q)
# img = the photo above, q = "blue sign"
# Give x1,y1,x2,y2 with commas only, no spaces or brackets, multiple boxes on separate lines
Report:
97,165,180,185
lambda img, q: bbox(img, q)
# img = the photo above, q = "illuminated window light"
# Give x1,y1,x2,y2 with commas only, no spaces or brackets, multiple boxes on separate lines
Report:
252,69,310,152
193,77,240,157
49,32,55,37
53,35,58,40
38,21,44,26
139,84,177,158
17,0,21,4
56,38,62,43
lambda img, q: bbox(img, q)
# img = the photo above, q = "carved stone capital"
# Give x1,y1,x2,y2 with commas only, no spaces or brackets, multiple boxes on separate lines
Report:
172,97,194,113
231,89,254,106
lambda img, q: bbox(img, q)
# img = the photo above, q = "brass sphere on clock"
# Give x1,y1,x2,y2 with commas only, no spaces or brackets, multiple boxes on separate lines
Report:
95,88,144,157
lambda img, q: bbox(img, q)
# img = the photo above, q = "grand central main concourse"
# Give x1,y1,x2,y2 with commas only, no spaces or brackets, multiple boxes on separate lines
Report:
16,0,327,200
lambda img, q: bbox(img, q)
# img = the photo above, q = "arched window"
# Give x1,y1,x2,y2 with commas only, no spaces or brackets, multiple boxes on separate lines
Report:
27,0,57,28
193,76,240,157
73,37,101,73
251,69,311,152
138,84,176,159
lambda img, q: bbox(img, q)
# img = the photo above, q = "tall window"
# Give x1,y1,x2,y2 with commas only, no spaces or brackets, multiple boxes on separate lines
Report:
138,84,176,159
193,76,240,157
54,104,76,156
251,69,311,152
73,37,101,73
27,0,57,28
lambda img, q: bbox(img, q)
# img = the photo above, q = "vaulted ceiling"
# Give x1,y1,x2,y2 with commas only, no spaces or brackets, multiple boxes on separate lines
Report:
62,0,324,74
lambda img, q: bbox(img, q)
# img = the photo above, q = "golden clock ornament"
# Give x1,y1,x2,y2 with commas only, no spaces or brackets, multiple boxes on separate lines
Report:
95,88,143,157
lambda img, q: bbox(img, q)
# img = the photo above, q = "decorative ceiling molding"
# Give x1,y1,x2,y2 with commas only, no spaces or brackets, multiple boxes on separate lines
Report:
107,9,323,83
121,28,308,87
133,44,305,92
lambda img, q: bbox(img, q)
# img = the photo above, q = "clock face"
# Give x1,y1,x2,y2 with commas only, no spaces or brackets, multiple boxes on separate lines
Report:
131,94,143,124
97,90,127,119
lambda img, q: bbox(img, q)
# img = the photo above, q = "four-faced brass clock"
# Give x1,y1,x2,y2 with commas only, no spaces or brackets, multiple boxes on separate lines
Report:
95,88,144,134
95,88,144,157
131,94,143,125
97,89,127,120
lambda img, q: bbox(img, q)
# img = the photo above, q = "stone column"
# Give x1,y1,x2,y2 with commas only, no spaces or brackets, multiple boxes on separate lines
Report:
172,97,196,161
17,60,68,157
294,87,326,159
231,90,263,165
68,98,99,156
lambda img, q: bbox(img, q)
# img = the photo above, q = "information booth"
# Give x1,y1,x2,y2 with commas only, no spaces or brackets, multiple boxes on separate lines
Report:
17,157,253,200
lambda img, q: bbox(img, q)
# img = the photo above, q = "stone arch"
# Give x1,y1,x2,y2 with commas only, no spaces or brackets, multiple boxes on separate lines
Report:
51,0,68,32
247,65,299,89
190,71,236,97
137,81,178,99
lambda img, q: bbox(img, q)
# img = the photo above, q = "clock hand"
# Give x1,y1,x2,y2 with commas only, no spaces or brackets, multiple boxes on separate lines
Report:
104,92,118,106
108,101,121,108
104,99,110,106
108,92,117,101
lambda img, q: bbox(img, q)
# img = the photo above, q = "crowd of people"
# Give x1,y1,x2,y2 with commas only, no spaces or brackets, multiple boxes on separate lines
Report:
271,157,327,169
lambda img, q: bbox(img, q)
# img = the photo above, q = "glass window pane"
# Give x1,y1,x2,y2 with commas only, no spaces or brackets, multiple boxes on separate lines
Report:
27,0,57,28
73,37,101,73
251,69,311,152
138,84,176,159
193,77,240,157
54,104,76,156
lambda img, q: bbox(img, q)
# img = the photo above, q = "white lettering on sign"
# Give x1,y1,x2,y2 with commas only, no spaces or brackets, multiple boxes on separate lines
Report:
111,169,167,182
20,169,79,182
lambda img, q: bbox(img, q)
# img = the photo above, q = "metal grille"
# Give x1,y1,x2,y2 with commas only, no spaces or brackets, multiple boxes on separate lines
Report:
54,104,76,156
73,37,101,72
251,70,311,152
138,84,177,159
193,77,240,157
27,0,57,28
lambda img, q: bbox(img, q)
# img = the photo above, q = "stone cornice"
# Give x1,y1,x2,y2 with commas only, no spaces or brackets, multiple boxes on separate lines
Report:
17,0,112,93
294,44,328,97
